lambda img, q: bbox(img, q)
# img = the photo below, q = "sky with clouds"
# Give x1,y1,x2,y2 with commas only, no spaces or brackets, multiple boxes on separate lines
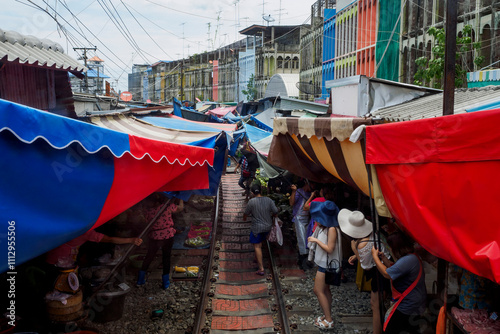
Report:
3,0,315,91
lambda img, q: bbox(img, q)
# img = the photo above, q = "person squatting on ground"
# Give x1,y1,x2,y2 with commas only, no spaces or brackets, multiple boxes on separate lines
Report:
46,230,143,269
372,231,427,334
338,209,391,334
243,183,278,276
137,195,184,289
45,229,143,295
307,200,341,330
289,179,312,269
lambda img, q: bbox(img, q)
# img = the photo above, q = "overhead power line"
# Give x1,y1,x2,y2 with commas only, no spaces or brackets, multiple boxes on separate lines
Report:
96,0,149,63
120,0,174,60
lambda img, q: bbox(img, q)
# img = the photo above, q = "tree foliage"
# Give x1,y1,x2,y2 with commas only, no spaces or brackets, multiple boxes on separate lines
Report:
414,25,484,89
242,74,258,101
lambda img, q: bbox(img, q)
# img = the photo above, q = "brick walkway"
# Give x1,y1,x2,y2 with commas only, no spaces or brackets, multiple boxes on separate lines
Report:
210,174,275,332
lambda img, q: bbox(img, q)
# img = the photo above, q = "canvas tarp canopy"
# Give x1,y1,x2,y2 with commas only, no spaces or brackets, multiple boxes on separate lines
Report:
134,115,230,198
0,99,214,273
207,106,236,118
253,107,275,128
90,114,219,144
250,115,273,132
161,115,236,135
90,114,231,198
268,116,370,189
252,135,273,156
244,122,272,144
366,108,500,283
267,116,390,216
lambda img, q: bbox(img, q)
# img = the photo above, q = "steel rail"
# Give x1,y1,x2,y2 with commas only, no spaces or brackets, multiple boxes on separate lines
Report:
192,185,220,333
265,240,292,334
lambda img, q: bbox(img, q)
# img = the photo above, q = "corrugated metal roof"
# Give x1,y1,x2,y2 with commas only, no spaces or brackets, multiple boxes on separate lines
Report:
279,97,329,113
0,29,86,72
368,86,500,121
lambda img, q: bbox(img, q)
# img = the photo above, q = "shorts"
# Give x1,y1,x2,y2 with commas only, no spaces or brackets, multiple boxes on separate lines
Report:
364,267,391,293
318,266,326,273
249,231,268,244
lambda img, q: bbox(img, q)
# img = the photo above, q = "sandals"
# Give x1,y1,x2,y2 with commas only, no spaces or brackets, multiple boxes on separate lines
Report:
314,318,334,330
256,270,265,276
316,316,325,324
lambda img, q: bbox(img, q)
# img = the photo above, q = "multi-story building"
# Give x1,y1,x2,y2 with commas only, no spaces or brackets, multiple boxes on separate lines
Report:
240,25,304,100
399,0,500,85
300,0,336,101
335,0,358,79
373,0,400,81
238,35,258,102
322,7,337,100
183,52,216,102
128,64,149,102
356,0,377,77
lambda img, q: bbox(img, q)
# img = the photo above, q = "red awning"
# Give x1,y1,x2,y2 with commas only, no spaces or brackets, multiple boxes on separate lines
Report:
366,108,500,283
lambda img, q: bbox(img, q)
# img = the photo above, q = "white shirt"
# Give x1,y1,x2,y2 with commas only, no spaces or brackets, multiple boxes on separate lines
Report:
313,227,342,269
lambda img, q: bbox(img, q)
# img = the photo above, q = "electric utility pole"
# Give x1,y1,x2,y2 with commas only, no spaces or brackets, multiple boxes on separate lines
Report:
443,1,457,116
74,47,97,93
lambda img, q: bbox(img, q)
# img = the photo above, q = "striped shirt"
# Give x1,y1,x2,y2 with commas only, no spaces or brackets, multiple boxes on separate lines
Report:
244,196,278,234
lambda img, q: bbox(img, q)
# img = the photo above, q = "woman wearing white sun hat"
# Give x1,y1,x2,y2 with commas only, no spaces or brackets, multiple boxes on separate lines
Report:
338,209,391,334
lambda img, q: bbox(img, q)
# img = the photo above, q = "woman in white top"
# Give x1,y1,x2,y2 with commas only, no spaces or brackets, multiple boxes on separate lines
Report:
307,200,341,330
338,209,391,334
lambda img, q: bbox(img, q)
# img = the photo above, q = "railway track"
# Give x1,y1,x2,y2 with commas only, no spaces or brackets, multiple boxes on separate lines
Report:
192,173,321,334
52,172,371,333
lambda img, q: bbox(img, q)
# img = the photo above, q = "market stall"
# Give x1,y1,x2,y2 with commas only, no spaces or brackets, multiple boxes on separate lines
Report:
0,99,214,273
366,108,500,331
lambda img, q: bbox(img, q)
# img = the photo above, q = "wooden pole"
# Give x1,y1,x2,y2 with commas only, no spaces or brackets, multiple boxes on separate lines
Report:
443,0,458,116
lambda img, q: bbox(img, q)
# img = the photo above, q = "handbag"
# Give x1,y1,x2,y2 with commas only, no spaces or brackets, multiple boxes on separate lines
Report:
325,228,341,286
267,217,283,246
325,266,341,286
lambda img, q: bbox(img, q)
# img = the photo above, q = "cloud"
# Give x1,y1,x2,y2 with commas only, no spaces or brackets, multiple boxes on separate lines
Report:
4,0,314,91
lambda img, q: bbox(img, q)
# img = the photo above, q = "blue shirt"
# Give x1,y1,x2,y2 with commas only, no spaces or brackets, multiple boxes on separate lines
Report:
386,254,426,315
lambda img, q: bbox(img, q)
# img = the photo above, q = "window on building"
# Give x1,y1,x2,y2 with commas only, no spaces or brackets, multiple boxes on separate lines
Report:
277,56,283,70
403,1,409,34
418,0,424,28
402,47,408,83
466,29,476,72
425,0,433,26
410,44,417,83
481,25,492,68
437,0,445,23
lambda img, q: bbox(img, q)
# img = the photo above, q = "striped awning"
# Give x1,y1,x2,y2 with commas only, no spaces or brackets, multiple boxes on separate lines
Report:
90,114,220,144
269,117,372,192
467,69,500,82
268,117,391,217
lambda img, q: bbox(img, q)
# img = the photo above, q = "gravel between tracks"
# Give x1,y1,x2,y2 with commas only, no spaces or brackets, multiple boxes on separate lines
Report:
81,263,372,334
79,191,373,333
